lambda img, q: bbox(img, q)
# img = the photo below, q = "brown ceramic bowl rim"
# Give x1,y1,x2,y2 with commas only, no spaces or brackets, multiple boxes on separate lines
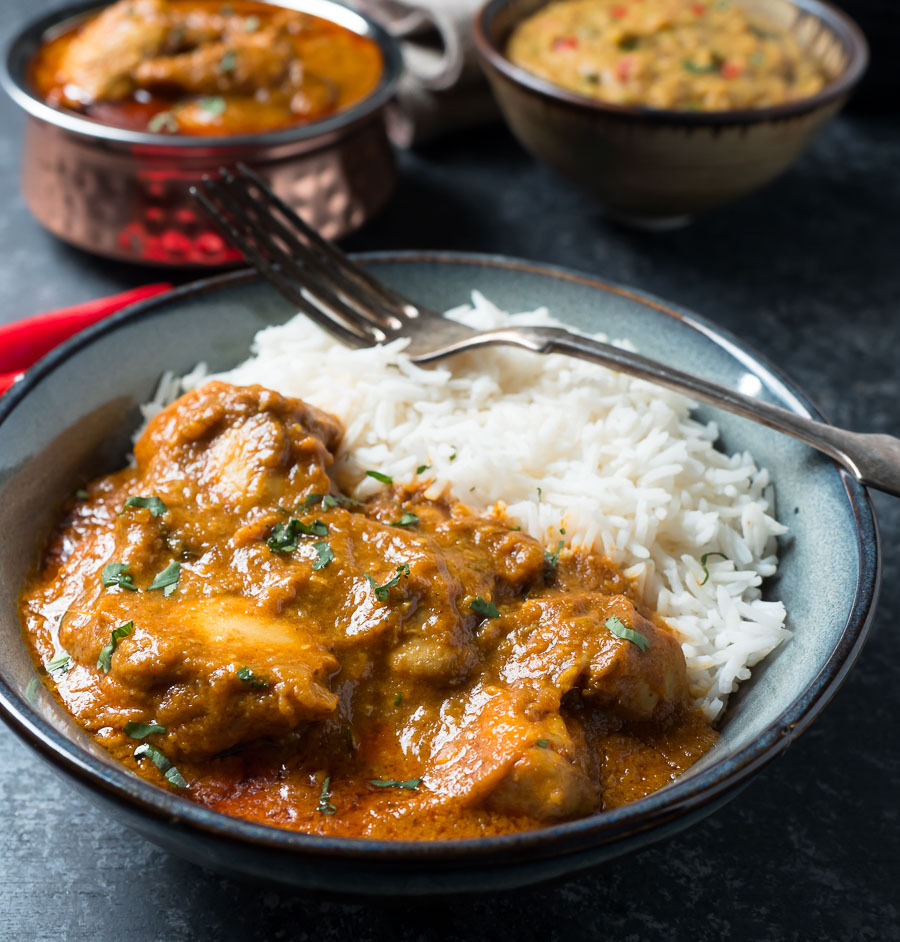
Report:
0,0,403,149
473,0,869,126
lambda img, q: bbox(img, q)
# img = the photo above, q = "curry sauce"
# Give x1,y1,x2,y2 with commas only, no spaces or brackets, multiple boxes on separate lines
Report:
507,0,828,111
30,0,383,136
20,382,716,839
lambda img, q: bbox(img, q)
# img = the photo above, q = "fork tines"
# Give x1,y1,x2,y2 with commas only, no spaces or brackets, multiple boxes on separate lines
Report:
190,165,406,349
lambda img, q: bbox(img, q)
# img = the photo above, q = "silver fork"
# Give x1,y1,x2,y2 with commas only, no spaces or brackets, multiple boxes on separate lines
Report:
192,165,900,499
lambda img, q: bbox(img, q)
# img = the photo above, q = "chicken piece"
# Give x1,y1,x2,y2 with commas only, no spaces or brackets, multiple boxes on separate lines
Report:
61,595,338,760
58,0,172,102
495,594,688,722
133,32,295,96
425,683,598,821
135,381,341,517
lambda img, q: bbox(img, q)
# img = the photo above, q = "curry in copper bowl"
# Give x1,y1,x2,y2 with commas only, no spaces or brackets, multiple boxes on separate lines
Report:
30,0,383,136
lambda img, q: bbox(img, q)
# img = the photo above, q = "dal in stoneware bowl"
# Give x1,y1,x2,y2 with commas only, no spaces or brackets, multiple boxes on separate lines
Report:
474,0,869,227
0,253,878,894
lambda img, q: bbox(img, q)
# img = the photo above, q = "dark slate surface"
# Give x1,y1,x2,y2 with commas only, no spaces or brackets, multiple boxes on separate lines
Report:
1,2,898,938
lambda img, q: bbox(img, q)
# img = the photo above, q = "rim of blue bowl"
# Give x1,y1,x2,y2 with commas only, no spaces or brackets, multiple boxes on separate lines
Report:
474,0,869,127
0,0,403,149
0,252,880,864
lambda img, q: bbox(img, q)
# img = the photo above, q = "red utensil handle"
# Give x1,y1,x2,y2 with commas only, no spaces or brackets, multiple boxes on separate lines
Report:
0,283,171,375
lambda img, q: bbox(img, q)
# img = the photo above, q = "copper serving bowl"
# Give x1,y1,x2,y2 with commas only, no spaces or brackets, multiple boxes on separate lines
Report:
1,0,403,267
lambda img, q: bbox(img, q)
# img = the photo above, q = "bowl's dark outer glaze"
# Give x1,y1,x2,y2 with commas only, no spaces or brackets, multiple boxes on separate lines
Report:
0,253,879,894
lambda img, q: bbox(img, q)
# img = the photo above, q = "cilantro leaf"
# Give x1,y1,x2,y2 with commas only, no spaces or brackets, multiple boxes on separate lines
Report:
312,541,334,570
300,493,363,511
122,495,167,517
101,562,138,592
267,518,330,555
134,743,187,788
366,470,393,484
470,597,499,619
97,621,133,673
392,512,419,528
544,540,565,576
46,651,71,676
317,776,336,815
369,778,421,790
198,95,226,115
237,667,269,689
416,464,431,475
699,552,730,586
148,561,180,596
605,615,650,652
148,111,178,134
124,721,166,739
364,564,411,602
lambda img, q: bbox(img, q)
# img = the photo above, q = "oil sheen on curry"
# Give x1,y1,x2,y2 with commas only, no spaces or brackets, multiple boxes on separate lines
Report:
20,382,716,839
30,0,382,135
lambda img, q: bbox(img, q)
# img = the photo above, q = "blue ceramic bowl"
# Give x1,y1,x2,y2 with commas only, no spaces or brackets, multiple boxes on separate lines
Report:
0,254,879,894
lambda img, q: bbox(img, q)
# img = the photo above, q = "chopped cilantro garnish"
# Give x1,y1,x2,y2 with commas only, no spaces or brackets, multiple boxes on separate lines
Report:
683,58,720,74
366,470,393,485
369,778,421,790
101,562,137,592
301,493,363,511
392,512,419,528
97,621,133,673
124,721,166,739
220,49,237,73
148,111,178,134
536,739,550,748
470,597,499,619
394,692,403,706
237,667,269,689
268,519,300,553
122,495,167,516
148,561,180,596
134,743,187,788
416,464,431,475
198,96,227,116
364,564,411,602
544,540,565,576
270,517,330,554
312,541,334,570
317,776,336,815
75,489,89,500
699,552,730,586
46,651,71,676
605,615,650,652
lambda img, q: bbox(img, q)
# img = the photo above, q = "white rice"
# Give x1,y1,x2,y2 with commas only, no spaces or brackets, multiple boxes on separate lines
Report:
145,291,789,720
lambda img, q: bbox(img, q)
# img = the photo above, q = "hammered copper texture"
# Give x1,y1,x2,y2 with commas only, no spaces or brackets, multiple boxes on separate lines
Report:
21,115,396,267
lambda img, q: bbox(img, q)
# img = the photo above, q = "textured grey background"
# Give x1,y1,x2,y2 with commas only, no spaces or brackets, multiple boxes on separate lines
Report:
1,1,899,939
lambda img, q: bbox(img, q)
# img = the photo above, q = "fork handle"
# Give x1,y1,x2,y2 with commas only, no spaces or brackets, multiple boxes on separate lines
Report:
468,326,900,498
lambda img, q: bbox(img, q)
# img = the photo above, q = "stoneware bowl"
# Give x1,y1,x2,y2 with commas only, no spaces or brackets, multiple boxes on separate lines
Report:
474,0,869,227
0,253,879,894
0,0,403,266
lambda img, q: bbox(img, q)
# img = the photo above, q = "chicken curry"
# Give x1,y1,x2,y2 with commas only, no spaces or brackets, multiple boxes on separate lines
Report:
30,0,383,136
20,382,716,839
